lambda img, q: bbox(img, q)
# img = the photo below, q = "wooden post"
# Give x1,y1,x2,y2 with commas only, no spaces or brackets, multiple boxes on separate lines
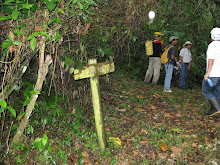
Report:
88,59,106,152
73,59,115,152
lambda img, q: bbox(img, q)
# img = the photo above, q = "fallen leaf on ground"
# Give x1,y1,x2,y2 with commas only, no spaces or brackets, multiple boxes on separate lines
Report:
192,143,197,147
170,146,183,153
82,158,92,164
176,113,181,117
151,152,155,160
82,151,90,157
164,113,172,117
52,145,59,149
191,134,198,138
137,95,144,99
180,134,190,139
158,153,167,159
135,108,145,112
155,123,161,126
123,116,132,121
140,141,150,145
109,137,121,146
193,147,198,152
150,105,157,110
133,151,139,156
140,129,147,135
183,141,189,147
116,108,126,112
75,142,80,148
160,142,169,151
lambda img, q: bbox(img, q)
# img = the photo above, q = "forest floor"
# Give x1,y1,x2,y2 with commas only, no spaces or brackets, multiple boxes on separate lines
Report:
2,70,220,165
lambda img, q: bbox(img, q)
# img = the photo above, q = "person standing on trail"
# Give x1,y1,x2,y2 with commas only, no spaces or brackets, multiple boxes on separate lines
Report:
178,41,193,89
163,36,178,93
203,27,220,116
144,32,164,84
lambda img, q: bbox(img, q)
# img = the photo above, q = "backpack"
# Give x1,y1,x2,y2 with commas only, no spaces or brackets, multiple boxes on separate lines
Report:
160,45,174,64
145,40,153,56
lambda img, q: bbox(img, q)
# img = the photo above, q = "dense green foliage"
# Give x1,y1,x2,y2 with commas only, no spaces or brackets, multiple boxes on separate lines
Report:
0,0,220,164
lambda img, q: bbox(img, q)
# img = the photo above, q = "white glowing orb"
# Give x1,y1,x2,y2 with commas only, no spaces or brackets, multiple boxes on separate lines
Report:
148,11,156,20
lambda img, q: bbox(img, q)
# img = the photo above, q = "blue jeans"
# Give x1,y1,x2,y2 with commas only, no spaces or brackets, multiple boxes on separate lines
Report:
202,77,220,101
164,63,173,90
179,63,189,88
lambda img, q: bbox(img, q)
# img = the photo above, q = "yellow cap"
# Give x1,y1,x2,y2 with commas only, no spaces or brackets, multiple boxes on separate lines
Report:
154,32,162,37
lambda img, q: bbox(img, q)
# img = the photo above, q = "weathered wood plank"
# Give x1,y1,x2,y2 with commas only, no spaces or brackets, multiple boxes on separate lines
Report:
74,59,115,152
74,61,115,80
88,59,107,152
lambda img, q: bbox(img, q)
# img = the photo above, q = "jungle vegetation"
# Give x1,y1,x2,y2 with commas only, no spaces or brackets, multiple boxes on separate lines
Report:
0,0,220,164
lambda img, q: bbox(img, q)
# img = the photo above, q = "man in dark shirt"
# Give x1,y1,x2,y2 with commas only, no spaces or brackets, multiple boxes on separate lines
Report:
144,32,164,84
164,36,178,92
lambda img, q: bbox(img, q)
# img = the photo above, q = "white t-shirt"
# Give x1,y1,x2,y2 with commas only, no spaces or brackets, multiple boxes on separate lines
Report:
179,48,192,63
206,41,220,77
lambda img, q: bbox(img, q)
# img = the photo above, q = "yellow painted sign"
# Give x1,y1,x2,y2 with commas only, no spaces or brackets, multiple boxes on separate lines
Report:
73,59,115,152
74,61,115,80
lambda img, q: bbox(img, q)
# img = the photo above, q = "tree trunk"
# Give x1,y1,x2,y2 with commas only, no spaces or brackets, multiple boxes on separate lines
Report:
0,53,34,101
12,36,52,144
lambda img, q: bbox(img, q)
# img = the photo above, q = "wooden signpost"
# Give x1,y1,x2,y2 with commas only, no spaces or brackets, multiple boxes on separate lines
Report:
74,59,115,152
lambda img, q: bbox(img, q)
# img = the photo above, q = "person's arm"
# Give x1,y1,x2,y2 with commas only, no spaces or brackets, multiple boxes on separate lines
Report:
180,56,184,64
170,47,177,62
204,59,214,81
188,61,191,70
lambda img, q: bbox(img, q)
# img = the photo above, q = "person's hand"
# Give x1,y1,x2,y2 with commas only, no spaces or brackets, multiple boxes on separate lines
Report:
187,65,191,70
204,73,209,81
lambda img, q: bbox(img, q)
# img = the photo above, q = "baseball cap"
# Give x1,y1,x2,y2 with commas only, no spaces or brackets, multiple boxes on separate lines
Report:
169,36,178,42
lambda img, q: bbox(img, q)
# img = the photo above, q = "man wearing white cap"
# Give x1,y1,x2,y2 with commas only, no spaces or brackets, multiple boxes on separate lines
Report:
203,27,220,116
178,41,193,89
163,36,178,92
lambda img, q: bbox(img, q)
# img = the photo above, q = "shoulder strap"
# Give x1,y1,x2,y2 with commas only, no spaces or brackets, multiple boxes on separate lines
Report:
167,45,174,51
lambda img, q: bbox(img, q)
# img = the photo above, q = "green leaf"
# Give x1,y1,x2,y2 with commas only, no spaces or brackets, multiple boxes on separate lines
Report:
102,9,109,12
23,97,31,106
46,1,56,11
0,107,4,113
26,34,34,41
109,56,113,62
30,37,37,51
2,41,12,50
71,0,77,5
58,8,64,14
42,134,48,146
48,19,56,25
0,100,7,108
55,18,62,24
7,34,12,41
8,107,16,118
16,112,25,120
98,47,105,57
40,32,52,41
22,4,33,9
12,10,19,20
77,2,84,10
14,30,23,35
26,32,40,41
33,137,44,151
12,41,22,45
4,0,15,4
0,16,12,21
27,125,34,134
29,90,41,95
41,115,49,125
33,120,41,125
